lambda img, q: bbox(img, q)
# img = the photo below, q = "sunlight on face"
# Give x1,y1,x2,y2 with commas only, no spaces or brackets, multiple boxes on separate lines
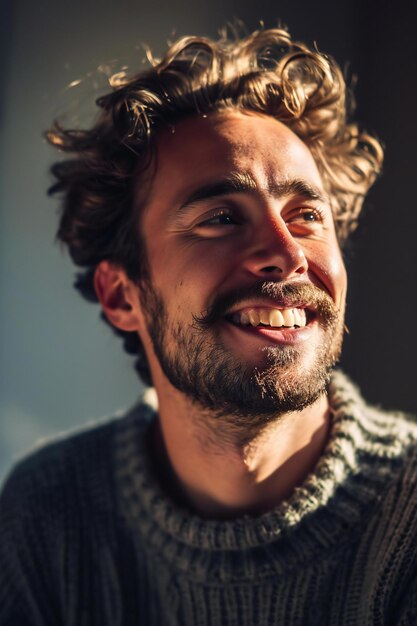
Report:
136,110,347,419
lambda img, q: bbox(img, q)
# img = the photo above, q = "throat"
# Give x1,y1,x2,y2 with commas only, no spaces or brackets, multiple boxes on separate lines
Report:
152,394,332,520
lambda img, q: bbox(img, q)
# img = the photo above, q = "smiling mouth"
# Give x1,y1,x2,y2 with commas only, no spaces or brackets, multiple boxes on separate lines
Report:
226,307,315,330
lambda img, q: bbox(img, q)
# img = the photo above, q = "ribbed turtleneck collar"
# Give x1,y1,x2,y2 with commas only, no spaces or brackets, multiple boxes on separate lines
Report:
115,371,417,582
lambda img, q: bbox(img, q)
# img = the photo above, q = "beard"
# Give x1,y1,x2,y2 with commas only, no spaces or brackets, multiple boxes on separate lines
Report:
139,278,344,428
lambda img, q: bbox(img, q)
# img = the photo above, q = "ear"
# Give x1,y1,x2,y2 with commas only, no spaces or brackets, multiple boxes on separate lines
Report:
94,261,140,332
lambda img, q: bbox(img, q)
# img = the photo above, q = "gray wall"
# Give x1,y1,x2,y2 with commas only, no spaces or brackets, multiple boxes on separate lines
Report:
1,0,416,483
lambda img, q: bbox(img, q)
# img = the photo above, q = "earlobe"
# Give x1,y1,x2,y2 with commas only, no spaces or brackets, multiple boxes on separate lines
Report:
94,261,140,332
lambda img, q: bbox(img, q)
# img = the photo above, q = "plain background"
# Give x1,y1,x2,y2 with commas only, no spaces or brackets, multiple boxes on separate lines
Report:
1,0,416,483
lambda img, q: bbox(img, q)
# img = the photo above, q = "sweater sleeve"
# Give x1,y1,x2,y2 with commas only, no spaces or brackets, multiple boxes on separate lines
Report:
0,451,65,626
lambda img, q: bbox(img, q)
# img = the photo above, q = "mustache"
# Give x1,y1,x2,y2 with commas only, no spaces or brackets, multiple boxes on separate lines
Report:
193,281,339,328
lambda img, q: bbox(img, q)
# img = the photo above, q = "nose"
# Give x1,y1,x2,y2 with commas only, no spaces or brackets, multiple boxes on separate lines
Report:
243,215,308,279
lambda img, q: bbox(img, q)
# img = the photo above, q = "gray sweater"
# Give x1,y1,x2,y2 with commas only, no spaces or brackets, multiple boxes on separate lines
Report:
2,371,417,625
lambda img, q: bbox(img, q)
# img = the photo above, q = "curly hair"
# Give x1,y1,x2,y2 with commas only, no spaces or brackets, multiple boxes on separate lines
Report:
47,26,384,386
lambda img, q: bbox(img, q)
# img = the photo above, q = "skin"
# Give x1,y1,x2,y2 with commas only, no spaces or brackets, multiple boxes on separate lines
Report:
95,110,348,519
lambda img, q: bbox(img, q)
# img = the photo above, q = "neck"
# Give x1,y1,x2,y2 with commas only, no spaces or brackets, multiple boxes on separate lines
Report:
151,376,332,520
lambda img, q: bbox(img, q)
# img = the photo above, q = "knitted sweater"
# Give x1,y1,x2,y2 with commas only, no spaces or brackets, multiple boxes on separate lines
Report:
2,372,417,626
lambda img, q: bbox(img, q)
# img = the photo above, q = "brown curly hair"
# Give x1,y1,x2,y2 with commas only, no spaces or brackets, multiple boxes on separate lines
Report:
47,26,384,386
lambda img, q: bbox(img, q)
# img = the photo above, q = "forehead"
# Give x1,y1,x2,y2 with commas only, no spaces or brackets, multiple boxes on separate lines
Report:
144,110,324,206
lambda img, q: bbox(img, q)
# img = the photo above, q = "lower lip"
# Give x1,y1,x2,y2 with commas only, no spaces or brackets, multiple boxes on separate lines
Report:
224,320,317,345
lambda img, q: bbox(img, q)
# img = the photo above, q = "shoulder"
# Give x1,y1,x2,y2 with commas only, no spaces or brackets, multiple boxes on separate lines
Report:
0,418,116,572
0,404,153,622
329,371,417,521
0,402,152,529
330,370,417,455
2,414,119,510
0,414,118,619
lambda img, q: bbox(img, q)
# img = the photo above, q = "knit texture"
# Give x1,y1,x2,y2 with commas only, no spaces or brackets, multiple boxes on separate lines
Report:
2,371,417,625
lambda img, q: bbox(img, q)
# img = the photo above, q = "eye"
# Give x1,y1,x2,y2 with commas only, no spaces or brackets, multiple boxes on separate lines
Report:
287,207,325,224
198,209,240,227
301,210,319,222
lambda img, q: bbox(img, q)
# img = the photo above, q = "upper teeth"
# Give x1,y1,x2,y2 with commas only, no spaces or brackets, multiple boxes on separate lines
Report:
232,308,307,328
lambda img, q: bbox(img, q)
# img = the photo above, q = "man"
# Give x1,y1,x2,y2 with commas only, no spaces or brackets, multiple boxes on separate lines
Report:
1,26,417,625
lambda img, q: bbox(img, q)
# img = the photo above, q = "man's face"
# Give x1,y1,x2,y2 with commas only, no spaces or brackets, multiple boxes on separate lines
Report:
134,110,347,419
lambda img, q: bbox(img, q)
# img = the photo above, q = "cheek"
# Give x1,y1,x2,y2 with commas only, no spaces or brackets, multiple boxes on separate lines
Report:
149,236,241,293
305,241,347,305
327,254,348,305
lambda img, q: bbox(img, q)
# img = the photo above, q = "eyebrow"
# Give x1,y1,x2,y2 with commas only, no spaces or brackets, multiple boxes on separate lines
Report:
176,171,330,217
